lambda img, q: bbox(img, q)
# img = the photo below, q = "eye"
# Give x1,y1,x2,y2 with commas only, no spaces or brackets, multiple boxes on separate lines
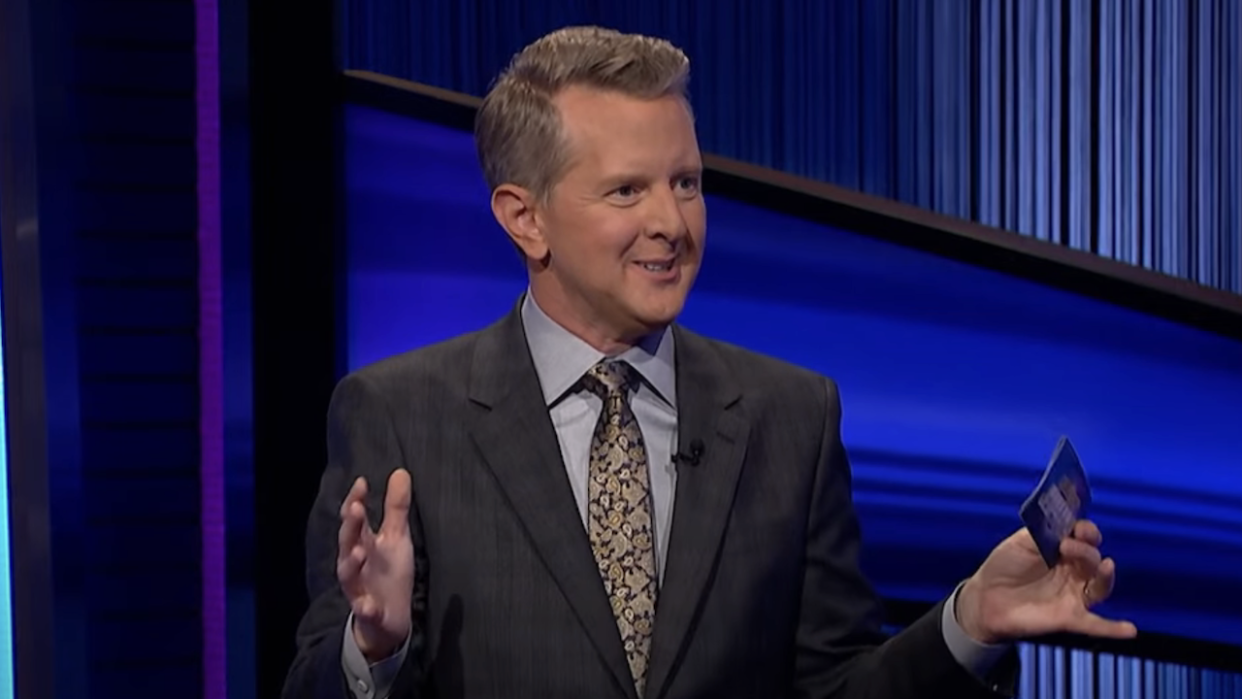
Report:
607,183,642,203
675,175,701,195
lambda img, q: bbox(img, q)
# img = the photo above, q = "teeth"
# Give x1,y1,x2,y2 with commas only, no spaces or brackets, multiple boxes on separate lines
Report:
642,262,672,271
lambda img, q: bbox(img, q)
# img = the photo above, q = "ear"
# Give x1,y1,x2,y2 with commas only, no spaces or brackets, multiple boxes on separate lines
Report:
491,184,548,261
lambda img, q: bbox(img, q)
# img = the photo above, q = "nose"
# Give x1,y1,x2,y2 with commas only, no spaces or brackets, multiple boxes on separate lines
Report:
644,184,689,243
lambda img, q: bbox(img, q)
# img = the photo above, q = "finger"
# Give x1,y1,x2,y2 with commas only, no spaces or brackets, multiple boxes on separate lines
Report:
337,533,368,600
1084,557,1118,606
337,479,370,563
1069,611,1137,639
1072,519,1102,547
1060,537,1103,579
380,469,413,540
357,512,377,552
339,477,368,519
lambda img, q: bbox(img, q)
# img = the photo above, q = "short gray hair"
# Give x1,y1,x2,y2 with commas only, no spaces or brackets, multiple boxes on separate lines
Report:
474,26,691,199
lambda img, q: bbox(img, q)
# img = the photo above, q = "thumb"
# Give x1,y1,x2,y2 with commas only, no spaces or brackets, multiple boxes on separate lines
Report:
379,468,412,539
1069,612,1138,640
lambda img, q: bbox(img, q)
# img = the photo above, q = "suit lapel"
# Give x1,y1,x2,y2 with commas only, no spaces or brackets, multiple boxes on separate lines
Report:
467,306,638,699
644,326,750,699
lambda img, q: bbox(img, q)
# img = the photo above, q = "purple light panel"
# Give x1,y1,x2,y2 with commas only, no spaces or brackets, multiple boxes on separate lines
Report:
195,0,226,695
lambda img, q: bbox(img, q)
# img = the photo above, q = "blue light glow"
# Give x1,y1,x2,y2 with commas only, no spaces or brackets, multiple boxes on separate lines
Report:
0,260,13,696
342,103,1242,648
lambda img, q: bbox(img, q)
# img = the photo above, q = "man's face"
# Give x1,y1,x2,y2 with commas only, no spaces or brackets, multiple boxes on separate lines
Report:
529,86,706,347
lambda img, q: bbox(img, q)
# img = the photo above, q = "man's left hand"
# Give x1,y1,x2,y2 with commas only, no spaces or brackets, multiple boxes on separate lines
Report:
955,520,1138,645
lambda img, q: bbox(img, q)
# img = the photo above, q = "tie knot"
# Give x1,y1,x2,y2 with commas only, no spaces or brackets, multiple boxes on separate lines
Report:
581,360,638,399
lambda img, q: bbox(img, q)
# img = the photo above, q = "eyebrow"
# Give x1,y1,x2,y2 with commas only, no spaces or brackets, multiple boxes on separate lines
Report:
600,164,702,185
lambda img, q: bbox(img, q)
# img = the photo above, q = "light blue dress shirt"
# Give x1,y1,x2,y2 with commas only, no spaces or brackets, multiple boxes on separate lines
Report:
519,291,680,582
341,292,1009,698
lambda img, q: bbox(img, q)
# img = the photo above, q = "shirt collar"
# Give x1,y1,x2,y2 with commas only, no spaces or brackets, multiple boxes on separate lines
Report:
520,291,677,409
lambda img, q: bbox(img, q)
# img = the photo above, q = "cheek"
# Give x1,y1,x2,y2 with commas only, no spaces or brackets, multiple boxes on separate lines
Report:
587,214,644,259
553,212,640,273
685,201,708,249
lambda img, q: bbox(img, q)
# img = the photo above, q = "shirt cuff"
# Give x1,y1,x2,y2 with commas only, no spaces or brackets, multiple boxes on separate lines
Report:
941,581,1011,680
341,612,411,699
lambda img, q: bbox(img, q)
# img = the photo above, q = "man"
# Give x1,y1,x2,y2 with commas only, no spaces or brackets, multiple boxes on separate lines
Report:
283,26,1136,699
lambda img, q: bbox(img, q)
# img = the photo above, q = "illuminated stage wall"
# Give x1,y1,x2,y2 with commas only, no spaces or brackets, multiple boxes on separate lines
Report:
340,0,1242,297
342,102,1242,694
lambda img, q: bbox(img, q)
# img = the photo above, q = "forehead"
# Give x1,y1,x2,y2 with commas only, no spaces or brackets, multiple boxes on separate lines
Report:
552,86,699,172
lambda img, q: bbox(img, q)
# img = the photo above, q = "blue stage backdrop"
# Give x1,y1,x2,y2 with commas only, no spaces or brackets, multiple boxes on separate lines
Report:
340,0,1242,298
342,101,1242,684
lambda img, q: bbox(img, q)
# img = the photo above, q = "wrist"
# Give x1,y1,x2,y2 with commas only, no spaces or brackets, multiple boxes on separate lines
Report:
351,616,404,664
956,576,1002,645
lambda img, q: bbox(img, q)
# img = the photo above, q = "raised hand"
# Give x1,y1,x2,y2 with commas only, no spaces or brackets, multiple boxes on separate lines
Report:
337,468,415,661
956,520,1138,644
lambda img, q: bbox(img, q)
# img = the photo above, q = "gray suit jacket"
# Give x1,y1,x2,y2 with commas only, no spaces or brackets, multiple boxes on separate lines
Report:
283,303,1016,699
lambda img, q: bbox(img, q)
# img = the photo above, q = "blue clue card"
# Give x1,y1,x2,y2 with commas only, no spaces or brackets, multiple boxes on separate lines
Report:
1019,436,1093,568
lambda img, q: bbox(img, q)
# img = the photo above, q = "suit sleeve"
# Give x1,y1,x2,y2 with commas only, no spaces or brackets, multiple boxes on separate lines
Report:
791,377,1018,699
281,372,426,699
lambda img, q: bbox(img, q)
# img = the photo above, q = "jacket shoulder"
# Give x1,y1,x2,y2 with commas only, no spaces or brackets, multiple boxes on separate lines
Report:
681,328,839,408
339,323,492,405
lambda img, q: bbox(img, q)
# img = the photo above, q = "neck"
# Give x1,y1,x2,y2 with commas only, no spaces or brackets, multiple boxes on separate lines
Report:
527,284,659,356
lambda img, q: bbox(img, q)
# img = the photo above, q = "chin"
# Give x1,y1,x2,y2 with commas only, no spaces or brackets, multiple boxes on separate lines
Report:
631,299,686,331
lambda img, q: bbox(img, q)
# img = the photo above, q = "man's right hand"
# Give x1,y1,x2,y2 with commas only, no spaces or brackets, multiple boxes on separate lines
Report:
337,469,415,663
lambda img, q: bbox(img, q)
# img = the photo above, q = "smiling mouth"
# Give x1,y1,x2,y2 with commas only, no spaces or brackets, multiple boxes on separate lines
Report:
635,259,675,272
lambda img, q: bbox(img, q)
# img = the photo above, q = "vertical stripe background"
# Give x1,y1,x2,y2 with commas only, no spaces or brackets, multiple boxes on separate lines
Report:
339,0,1242,296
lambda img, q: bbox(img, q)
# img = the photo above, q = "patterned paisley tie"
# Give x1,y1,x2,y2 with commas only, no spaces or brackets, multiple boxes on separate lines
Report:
580,360,659,695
